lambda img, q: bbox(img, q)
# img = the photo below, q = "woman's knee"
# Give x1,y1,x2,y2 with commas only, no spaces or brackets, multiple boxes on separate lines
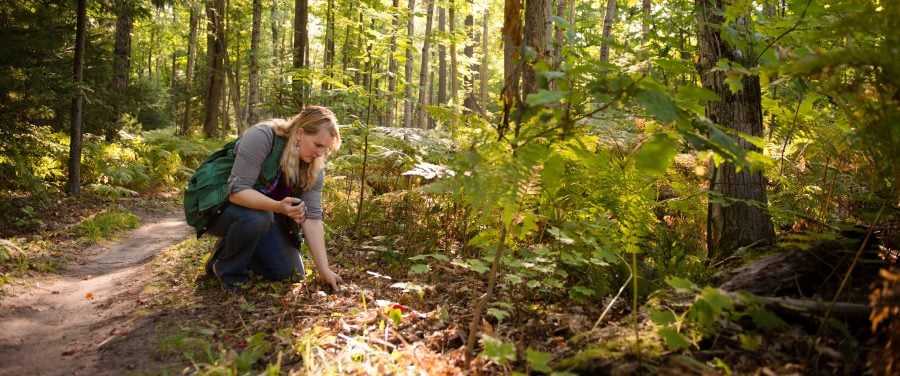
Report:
235,208,273,233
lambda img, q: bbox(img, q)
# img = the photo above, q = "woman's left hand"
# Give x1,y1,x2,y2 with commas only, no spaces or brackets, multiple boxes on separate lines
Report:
281,198,306,223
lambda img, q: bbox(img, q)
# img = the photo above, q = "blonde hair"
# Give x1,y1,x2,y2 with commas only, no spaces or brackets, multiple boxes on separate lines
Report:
269,106,341,191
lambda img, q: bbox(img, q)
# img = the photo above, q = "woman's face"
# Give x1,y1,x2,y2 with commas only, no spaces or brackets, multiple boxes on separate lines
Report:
296,128,335,163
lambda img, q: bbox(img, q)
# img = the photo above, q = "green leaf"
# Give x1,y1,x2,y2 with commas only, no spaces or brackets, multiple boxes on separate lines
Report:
635,133,678,176
409,264,431,274
526,348,554,373
389,308,403,326
570,285,595,299
487,308,510,323
525,90,568,106
700,287,734,314
659,328,691,350
747,307,786,331
665,276,699,292
541,154,565,196
636,89,680,122
481,335,517,365
650,309,677,325
739,333,760,351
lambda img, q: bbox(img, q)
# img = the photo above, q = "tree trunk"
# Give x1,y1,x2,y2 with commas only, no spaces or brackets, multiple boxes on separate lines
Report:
403,0,416,128
322,0,334,93
247,0,261,126
181,1,200,135
463,2,479,113
500,0,523,138
203,0,226,138
293,0,308,108
416,0,435,129
599,0,616,63
642,0,651,38
111,0,134,140
696,0,776,261
553,0,566,70
386,0,400,127
67,0,86,197
437,6,447,107
449,0,458,108
479,10,489,117
522,0,551,95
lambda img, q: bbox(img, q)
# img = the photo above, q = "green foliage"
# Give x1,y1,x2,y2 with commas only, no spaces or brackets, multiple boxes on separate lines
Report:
69,208,140,242
653,278,788,352
480,335,517,366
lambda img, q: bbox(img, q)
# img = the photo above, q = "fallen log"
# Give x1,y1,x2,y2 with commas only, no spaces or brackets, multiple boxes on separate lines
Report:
727,292,870,322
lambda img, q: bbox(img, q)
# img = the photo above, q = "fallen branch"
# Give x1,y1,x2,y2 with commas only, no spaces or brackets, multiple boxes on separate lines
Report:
751,294,869,321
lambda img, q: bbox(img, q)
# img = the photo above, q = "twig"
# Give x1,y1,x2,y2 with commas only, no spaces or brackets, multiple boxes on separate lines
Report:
813,198,889,348
592,273,632,331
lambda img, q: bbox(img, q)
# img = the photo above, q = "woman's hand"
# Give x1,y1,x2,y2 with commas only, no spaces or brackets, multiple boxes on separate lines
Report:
281,198,306,224
317,268,343,292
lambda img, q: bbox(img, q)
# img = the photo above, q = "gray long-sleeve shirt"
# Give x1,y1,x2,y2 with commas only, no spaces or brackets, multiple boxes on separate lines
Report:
227,124,325,220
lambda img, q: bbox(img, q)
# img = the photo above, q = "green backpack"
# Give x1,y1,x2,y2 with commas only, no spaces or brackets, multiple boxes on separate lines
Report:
183,135,285,236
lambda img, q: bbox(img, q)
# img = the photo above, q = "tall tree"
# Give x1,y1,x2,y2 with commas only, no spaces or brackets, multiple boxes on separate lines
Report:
437,5,447,107
416,0,435,128
599,0,616,63
224,0,243,134
111,0,135,140
180,0,200,135
322,0,335,94
522,0,551,95
449,0,458,109
203,0,226,138
386,0,401,127
695,0,776,261
293,0,309,107
403,0,416,128
67,0,87,197
247,0,262,126
462,1,479,113
479,10,488,117
500,0,523,137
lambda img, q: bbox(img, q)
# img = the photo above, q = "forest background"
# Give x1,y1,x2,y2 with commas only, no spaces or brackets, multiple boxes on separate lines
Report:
0,0,898,373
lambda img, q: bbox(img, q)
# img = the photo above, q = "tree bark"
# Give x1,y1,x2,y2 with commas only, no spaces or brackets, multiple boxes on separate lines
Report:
695,0,776,261
463,1,479,113
293,0,308,108
322,0,334,94
247,0,261,126
181,0,200,135
203,0,226,138
500,0,523,138
479,10,489,117
416,0,435,129
385,0,401,127
437,6,447,107
449,0,458,109
111,0,134,140
522,0,551,95
67,0,86,197
599,0,616,63
403,0,416,128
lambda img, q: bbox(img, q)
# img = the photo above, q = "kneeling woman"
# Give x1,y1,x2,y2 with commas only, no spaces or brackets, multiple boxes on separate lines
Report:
205,106,342,291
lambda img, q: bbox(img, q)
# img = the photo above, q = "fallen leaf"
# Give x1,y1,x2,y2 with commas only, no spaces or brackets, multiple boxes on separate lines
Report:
85,292,94,300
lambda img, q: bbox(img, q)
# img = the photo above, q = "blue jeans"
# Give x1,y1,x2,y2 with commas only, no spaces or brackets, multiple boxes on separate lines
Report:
206,204,305,290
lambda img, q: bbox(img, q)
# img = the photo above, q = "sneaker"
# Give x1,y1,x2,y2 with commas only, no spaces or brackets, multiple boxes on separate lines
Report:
205,238,225,278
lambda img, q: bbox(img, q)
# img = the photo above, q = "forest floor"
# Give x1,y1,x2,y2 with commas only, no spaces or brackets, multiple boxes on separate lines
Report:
0,193,885,375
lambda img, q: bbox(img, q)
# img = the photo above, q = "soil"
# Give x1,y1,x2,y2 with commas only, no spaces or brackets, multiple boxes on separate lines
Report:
0,207,193,376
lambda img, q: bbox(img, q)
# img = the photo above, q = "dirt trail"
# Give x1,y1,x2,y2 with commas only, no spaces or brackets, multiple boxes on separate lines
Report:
0,211,192,376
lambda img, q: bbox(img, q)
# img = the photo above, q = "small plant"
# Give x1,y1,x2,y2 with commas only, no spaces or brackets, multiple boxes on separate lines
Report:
69,208,140,242
15,206,45,231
